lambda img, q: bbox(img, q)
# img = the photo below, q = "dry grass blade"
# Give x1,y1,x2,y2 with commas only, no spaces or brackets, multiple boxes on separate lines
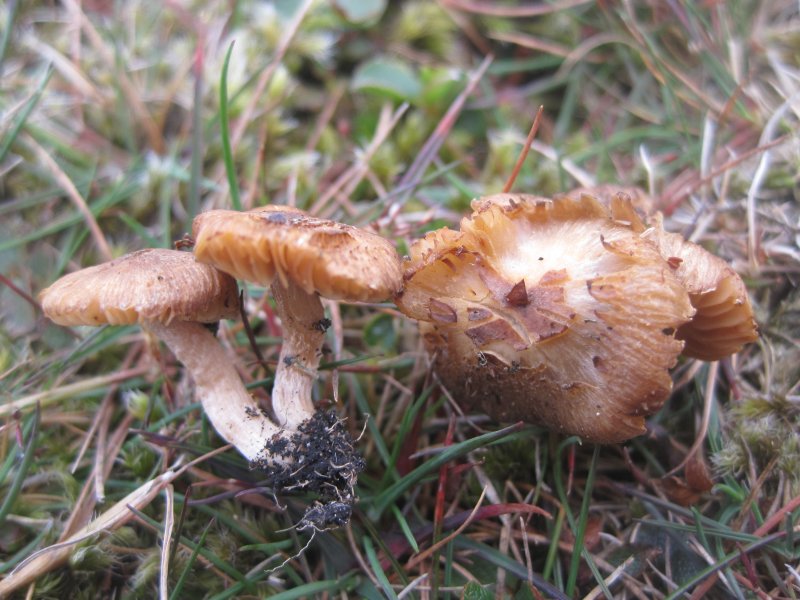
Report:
1,368,149,417
664,361,717,477
23,134,113,262
392,54,493,209
502,105,544,193
159,485,175,600
0,469,180,597
310,103,409,217
3,0,798,596
441,0,593,17
60,0,164,153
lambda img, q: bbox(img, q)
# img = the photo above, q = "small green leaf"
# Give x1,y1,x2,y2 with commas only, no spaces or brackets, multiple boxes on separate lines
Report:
419,65,464,108
334,0,387,25
352,56,422,102
364,313,397,351
462,581,494,600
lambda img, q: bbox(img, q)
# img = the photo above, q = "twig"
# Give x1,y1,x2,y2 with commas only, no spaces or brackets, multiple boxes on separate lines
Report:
502,105,544,193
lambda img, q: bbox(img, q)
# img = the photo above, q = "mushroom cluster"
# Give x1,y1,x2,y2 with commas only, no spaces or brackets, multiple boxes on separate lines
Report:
396,188,757,443
191,205,402,524
40,207,402,529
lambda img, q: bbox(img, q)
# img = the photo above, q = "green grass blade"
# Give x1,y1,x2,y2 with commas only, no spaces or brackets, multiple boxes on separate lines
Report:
363,536,398,599
390,505,419,554
566,444,600,597
454,537,570,600
219,41,241,211
0,67,52,164
664,531,787,600
127,506,252,588
381,385,434,488
0,524,51,574
264,577,356,600
0,407,40,527
368,423,524,519
169,519,214,600
0,0,19,71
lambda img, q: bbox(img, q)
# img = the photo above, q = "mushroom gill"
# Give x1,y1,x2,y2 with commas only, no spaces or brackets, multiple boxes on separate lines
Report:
562,187,758,361
397,192,696,444
641,216,758,361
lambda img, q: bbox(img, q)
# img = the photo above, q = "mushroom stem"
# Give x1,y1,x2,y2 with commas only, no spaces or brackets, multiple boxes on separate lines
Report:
269,280,326,429
147,319,283,462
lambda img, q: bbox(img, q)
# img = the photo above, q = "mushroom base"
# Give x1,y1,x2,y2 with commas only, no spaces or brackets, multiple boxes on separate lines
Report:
252,409,365,529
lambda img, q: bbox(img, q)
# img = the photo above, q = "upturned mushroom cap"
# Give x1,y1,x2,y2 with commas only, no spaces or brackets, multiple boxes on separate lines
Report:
396,192,696,444
192,205,402,302
561,187,758,361
39,248,239,326
642,218,758,360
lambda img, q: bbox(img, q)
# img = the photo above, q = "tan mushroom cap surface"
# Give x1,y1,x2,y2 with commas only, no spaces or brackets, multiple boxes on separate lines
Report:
642,218,758,360
192,205,402,302
396,192,696,444
39,248,239,326
563,186,758,361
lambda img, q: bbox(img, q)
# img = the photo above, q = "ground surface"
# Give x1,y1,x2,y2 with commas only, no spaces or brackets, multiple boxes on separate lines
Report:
1,1,799,598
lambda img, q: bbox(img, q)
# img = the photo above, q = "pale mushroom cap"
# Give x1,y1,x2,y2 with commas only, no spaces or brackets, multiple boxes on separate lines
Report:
643,221,758,360
397,192,695,444
192,205,402,302
565,186,758,360
39,248,239,326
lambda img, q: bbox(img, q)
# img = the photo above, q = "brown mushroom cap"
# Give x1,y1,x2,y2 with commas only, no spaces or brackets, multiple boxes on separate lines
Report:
192,205,402,302
397,192,695,444
39,248,239,326
642,218,758,360
561,187,758,361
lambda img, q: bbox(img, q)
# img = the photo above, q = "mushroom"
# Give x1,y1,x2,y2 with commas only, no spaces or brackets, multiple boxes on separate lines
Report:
38,248,283,462
559,187,759,360
396,192,697,443
191,205,402,523
191,205,403,430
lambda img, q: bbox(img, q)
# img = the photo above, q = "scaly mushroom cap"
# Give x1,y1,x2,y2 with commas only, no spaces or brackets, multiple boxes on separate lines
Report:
39,248,239,326
192,205,402,302
396,192,695,443
642,217,758,360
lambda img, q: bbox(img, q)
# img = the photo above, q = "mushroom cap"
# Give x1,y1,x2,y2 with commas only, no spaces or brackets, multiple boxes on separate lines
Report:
396,192,695,444
39,248,239,326
642,218,758,360
562,186,758,360
192,205,402,302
